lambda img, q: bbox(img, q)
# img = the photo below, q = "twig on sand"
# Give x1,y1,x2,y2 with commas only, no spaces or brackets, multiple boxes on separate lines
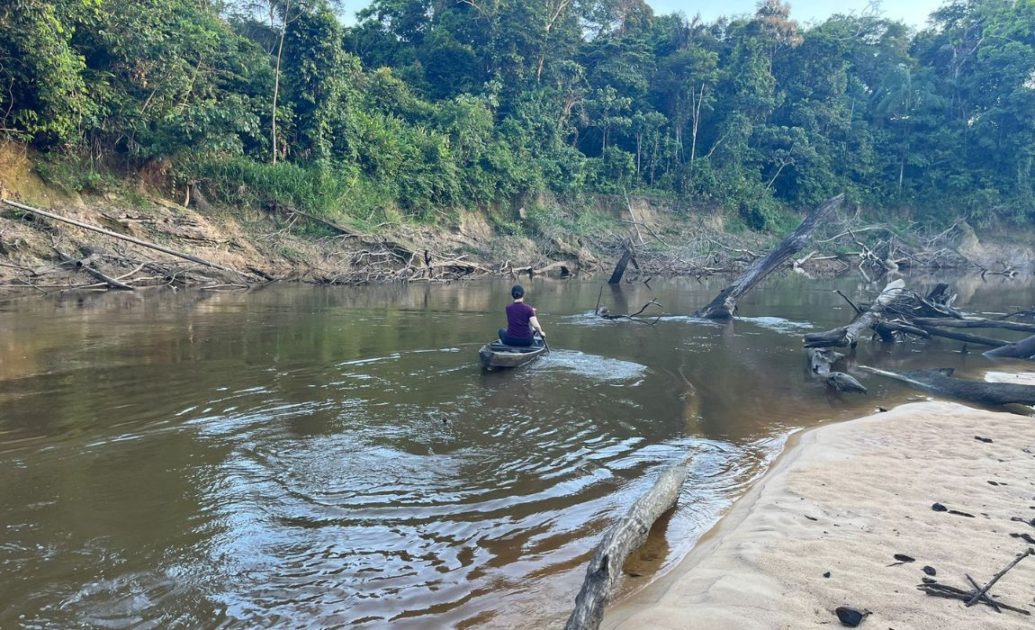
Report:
965,548,1032,607
917,581,1029,615
916,549,1033,617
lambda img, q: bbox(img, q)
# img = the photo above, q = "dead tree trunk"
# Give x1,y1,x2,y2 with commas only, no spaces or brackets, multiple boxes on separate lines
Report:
694,194,844,319
858,366,1035,406
2,199,249,279
915,326,1007,348
608,243,636,285
911,318,1035,334
984,334,1035,361
54,248,134,291
804,279,906,348
565,458,689,630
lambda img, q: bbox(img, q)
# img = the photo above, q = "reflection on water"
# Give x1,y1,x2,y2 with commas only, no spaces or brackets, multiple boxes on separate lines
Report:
1,274,1033,627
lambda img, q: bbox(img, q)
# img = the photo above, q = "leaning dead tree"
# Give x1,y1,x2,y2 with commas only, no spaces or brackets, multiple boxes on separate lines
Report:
695,194,844,319
608,240,638,284
566,457,689,630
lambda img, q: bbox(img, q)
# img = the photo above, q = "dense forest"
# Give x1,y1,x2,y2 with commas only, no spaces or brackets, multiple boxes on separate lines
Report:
2,0,1033,230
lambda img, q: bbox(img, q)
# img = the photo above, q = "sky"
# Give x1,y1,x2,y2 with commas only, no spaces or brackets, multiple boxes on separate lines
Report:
342,0,947,27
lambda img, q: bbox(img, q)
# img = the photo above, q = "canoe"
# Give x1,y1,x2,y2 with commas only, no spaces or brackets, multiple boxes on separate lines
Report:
479,340,547,370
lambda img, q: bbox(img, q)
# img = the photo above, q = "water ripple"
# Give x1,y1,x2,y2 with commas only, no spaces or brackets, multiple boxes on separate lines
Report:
532,351,647,382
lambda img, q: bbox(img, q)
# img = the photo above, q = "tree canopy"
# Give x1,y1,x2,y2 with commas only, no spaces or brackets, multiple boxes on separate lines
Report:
2,0,1033,226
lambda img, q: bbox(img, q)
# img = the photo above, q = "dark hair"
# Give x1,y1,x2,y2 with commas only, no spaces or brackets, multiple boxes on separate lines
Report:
511,284,525,299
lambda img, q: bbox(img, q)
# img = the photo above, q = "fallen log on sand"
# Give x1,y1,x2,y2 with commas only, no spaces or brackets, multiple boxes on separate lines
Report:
694,194,844,319
983,334,1035,361
858,366,1035,407
565,458,689,630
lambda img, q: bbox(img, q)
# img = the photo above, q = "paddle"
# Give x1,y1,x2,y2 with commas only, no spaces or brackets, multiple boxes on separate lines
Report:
538,332,551,353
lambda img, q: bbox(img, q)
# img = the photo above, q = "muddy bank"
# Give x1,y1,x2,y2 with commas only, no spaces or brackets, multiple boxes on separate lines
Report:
604,399,1035,629
0,160,763,293
2,144,1032,296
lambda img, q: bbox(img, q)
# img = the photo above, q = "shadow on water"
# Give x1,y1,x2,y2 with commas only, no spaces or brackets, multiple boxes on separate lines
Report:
0,273,1033,627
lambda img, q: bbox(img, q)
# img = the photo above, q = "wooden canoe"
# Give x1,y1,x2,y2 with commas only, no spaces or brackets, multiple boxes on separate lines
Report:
479,340,547,370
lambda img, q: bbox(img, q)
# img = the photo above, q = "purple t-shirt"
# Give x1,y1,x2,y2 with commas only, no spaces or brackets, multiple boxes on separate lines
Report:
506,302,536,339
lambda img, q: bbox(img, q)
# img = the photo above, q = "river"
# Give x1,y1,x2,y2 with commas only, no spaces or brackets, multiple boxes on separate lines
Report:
1,274,1031,627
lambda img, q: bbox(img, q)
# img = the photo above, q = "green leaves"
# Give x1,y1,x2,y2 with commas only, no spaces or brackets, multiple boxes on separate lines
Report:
3,0,1034,227
0,0,92,146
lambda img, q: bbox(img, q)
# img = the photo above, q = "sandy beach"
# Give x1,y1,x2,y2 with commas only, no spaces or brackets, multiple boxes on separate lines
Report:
604,400,1035,629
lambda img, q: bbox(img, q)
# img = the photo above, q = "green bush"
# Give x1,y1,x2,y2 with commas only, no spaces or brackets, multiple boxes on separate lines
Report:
179,156,352,216
35,155,116,194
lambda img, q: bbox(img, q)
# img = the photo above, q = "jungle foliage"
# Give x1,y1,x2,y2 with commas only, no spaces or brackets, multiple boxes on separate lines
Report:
1,0,1033,228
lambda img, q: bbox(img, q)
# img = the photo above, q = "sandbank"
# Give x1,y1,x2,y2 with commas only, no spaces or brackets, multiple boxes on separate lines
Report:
604,400,1035,629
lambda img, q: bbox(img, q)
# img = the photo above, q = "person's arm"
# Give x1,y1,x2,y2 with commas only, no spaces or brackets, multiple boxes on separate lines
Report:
529,315,545,337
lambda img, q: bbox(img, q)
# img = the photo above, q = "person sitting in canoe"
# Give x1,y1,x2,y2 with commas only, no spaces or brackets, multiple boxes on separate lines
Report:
499,284,545,347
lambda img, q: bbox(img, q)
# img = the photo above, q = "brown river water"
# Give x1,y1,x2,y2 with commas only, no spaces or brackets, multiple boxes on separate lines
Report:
1,273,1032,628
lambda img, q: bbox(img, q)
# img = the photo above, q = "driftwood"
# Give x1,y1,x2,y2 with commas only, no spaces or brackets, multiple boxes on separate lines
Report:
534,260,575,276
918,578,1030,616
873,319,930,340
246,265,277,282
905,283,964,319
565,458,689,630
807,348,867,393
804,279,1031,355
289,208,363,239
804,279,906,348
915,326,1008,348
53,248,134,291
999,310,1035,321
289,208,414,261
594,286,663,324
966,549,1033,607
694,194,843,319
984,334,1035,361
430,260,493,274
859,366,1035,406
511,260,576,278
911,317,1035,334
2,199,249,279
596,301,663,324
412,256,495,278
817,223,978,273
